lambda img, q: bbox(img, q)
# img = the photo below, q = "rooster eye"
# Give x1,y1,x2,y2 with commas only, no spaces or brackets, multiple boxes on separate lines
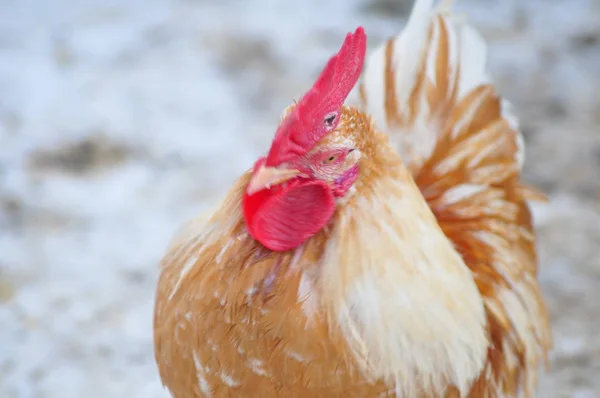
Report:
322,155,337,164
323,112,337,128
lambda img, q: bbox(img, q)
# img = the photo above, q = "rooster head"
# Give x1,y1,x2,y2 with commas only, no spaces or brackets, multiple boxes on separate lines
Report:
243,27,368,252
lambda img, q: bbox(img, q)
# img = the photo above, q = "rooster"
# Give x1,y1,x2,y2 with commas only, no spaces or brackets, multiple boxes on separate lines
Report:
153,0,551,397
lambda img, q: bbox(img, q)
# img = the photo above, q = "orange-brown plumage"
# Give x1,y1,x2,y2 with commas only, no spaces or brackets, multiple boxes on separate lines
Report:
154,111,412,397
154,0,551,397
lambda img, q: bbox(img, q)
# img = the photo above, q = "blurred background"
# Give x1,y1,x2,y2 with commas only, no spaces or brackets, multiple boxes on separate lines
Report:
0,0,599,397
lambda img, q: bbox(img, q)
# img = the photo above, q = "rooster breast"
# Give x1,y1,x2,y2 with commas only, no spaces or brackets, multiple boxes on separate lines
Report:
153,174,388,398
154,136,491,398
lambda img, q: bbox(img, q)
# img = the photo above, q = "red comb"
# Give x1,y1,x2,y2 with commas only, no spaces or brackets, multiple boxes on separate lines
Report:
265,27,367,167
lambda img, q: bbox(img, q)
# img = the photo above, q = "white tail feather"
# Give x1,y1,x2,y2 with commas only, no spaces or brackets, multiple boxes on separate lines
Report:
359,0,524,169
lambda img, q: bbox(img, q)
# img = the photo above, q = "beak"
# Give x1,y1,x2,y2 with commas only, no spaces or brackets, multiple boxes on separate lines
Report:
246,164,302,195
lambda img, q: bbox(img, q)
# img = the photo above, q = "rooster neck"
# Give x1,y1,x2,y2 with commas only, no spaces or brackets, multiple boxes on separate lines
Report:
316,156,489,397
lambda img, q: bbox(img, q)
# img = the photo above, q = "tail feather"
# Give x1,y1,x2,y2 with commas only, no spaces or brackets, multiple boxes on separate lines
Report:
359,0,524,170
359,0,551,396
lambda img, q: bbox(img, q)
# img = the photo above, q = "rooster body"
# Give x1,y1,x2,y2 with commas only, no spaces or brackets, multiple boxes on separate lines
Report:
154,1,551,397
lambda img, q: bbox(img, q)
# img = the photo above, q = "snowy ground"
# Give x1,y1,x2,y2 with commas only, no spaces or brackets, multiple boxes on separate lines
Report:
1,0,599,397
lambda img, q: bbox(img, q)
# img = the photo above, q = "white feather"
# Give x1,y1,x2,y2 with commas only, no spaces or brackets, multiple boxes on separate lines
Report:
360,0,525,170
319,175,488,397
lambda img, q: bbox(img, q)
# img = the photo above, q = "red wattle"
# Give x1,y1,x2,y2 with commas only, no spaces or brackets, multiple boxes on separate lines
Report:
243,179,335,252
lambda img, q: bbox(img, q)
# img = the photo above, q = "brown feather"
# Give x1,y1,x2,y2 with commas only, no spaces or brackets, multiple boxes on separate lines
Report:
154,109,492,397
154,129,406,397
